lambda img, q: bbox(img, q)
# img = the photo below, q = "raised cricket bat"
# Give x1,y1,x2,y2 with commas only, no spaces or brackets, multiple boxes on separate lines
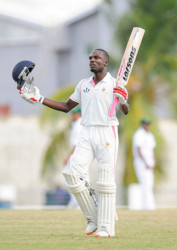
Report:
116,27,145,86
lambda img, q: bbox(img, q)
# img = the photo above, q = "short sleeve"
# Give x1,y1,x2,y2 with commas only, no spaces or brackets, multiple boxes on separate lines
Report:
70,81,81,103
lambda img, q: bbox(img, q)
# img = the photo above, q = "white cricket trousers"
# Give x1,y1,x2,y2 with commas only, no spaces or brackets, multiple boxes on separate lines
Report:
134,159,155,210
64,126,119,236
65,126,119,179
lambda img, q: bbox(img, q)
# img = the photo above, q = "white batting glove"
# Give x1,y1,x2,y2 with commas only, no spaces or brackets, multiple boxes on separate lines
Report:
20,84,44,104
113,84,128,104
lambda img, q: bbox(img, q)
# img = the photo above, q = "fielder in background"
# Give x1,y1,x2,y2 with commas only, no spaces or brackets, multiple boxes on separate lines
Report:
64,106,82,208
12,49,129,237
132,119,156,210
64,106,82,166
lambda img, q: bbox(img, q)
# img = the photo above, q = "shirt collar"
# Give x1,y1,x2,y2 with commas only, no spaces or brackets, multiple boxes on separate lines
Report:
89,72,112,84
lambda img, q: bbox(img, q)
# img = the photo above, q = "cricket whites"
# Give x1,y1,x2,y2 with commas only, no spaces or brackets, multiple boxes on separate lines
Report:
116,27,145,86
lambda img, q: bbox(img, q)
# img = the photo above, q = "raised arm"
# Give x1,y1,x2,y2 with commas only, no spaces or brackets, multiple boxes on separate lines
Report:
43,98,78,113
19,82,79,113
12,60,80,113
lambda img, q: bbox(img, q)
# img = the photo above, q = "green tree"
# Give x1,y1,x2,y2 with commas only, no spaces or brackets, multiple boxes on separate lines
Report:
106,0,177,186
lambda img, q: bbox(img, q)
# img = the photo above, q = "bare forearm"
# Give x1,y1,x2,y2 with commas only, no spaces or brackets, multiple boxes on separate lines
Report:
119,103,129,115
137,147,150,169
43,98,78,113
137,147,145,162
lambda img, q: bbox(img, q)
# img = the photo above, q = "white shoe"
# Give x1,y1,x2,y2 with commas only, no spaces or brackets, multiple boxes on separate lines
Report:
95,231,110,237
86,222,97,235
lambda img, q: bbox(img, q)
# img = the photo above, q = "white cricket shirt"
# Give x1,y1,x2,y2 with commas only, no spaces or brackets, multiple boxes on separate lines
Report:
132,127,156,166
70,72,119,126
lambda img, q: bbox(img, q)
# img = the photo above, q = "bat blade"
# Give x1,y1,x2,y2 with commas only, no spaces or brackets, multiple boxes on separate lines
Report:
116,27,145,86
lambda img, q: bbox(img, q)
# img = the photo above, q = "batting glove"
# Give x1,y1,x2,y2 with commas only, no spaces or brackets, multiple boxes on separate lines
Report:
113,84,128,104
20,84,44,104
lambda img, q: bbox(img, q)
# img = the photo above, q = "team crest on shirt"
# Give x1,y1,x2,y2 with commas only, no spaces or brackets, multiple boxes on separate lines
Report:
101,87,109,93
105,142,112,148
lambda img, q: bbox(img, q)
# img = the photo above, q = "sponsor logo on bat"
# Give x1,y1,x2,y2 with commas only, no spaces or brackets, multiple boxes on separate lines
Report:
118,58,126,79
123,46,136,81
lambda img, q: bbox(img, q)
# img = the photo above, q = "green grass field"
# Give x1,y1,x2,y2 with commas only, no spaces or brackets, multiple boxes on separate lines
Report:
0,209,177,250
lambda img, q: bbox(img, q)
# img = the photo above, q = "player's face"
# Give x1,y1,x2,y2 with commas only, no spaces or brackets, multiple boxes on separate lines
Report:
142,124,150,131
89,50,108,73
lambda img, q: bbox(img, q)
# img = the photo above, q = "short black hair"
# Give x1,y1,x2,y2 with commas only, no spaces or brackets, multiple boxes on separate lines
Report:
94,48,109,62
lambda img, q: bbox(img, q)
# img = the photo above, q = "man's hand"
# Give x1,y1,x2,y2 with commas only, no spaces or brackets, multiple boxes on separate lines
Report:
119,103,129,115
20,84,44,104
113,85,128,104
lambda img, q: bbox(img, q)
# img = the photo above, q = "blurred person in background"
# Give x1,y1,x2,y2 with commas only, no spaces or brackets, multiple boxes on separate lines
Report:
46,107,82,208
64,106,82,208
64,106,82,166
132,118,156,210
